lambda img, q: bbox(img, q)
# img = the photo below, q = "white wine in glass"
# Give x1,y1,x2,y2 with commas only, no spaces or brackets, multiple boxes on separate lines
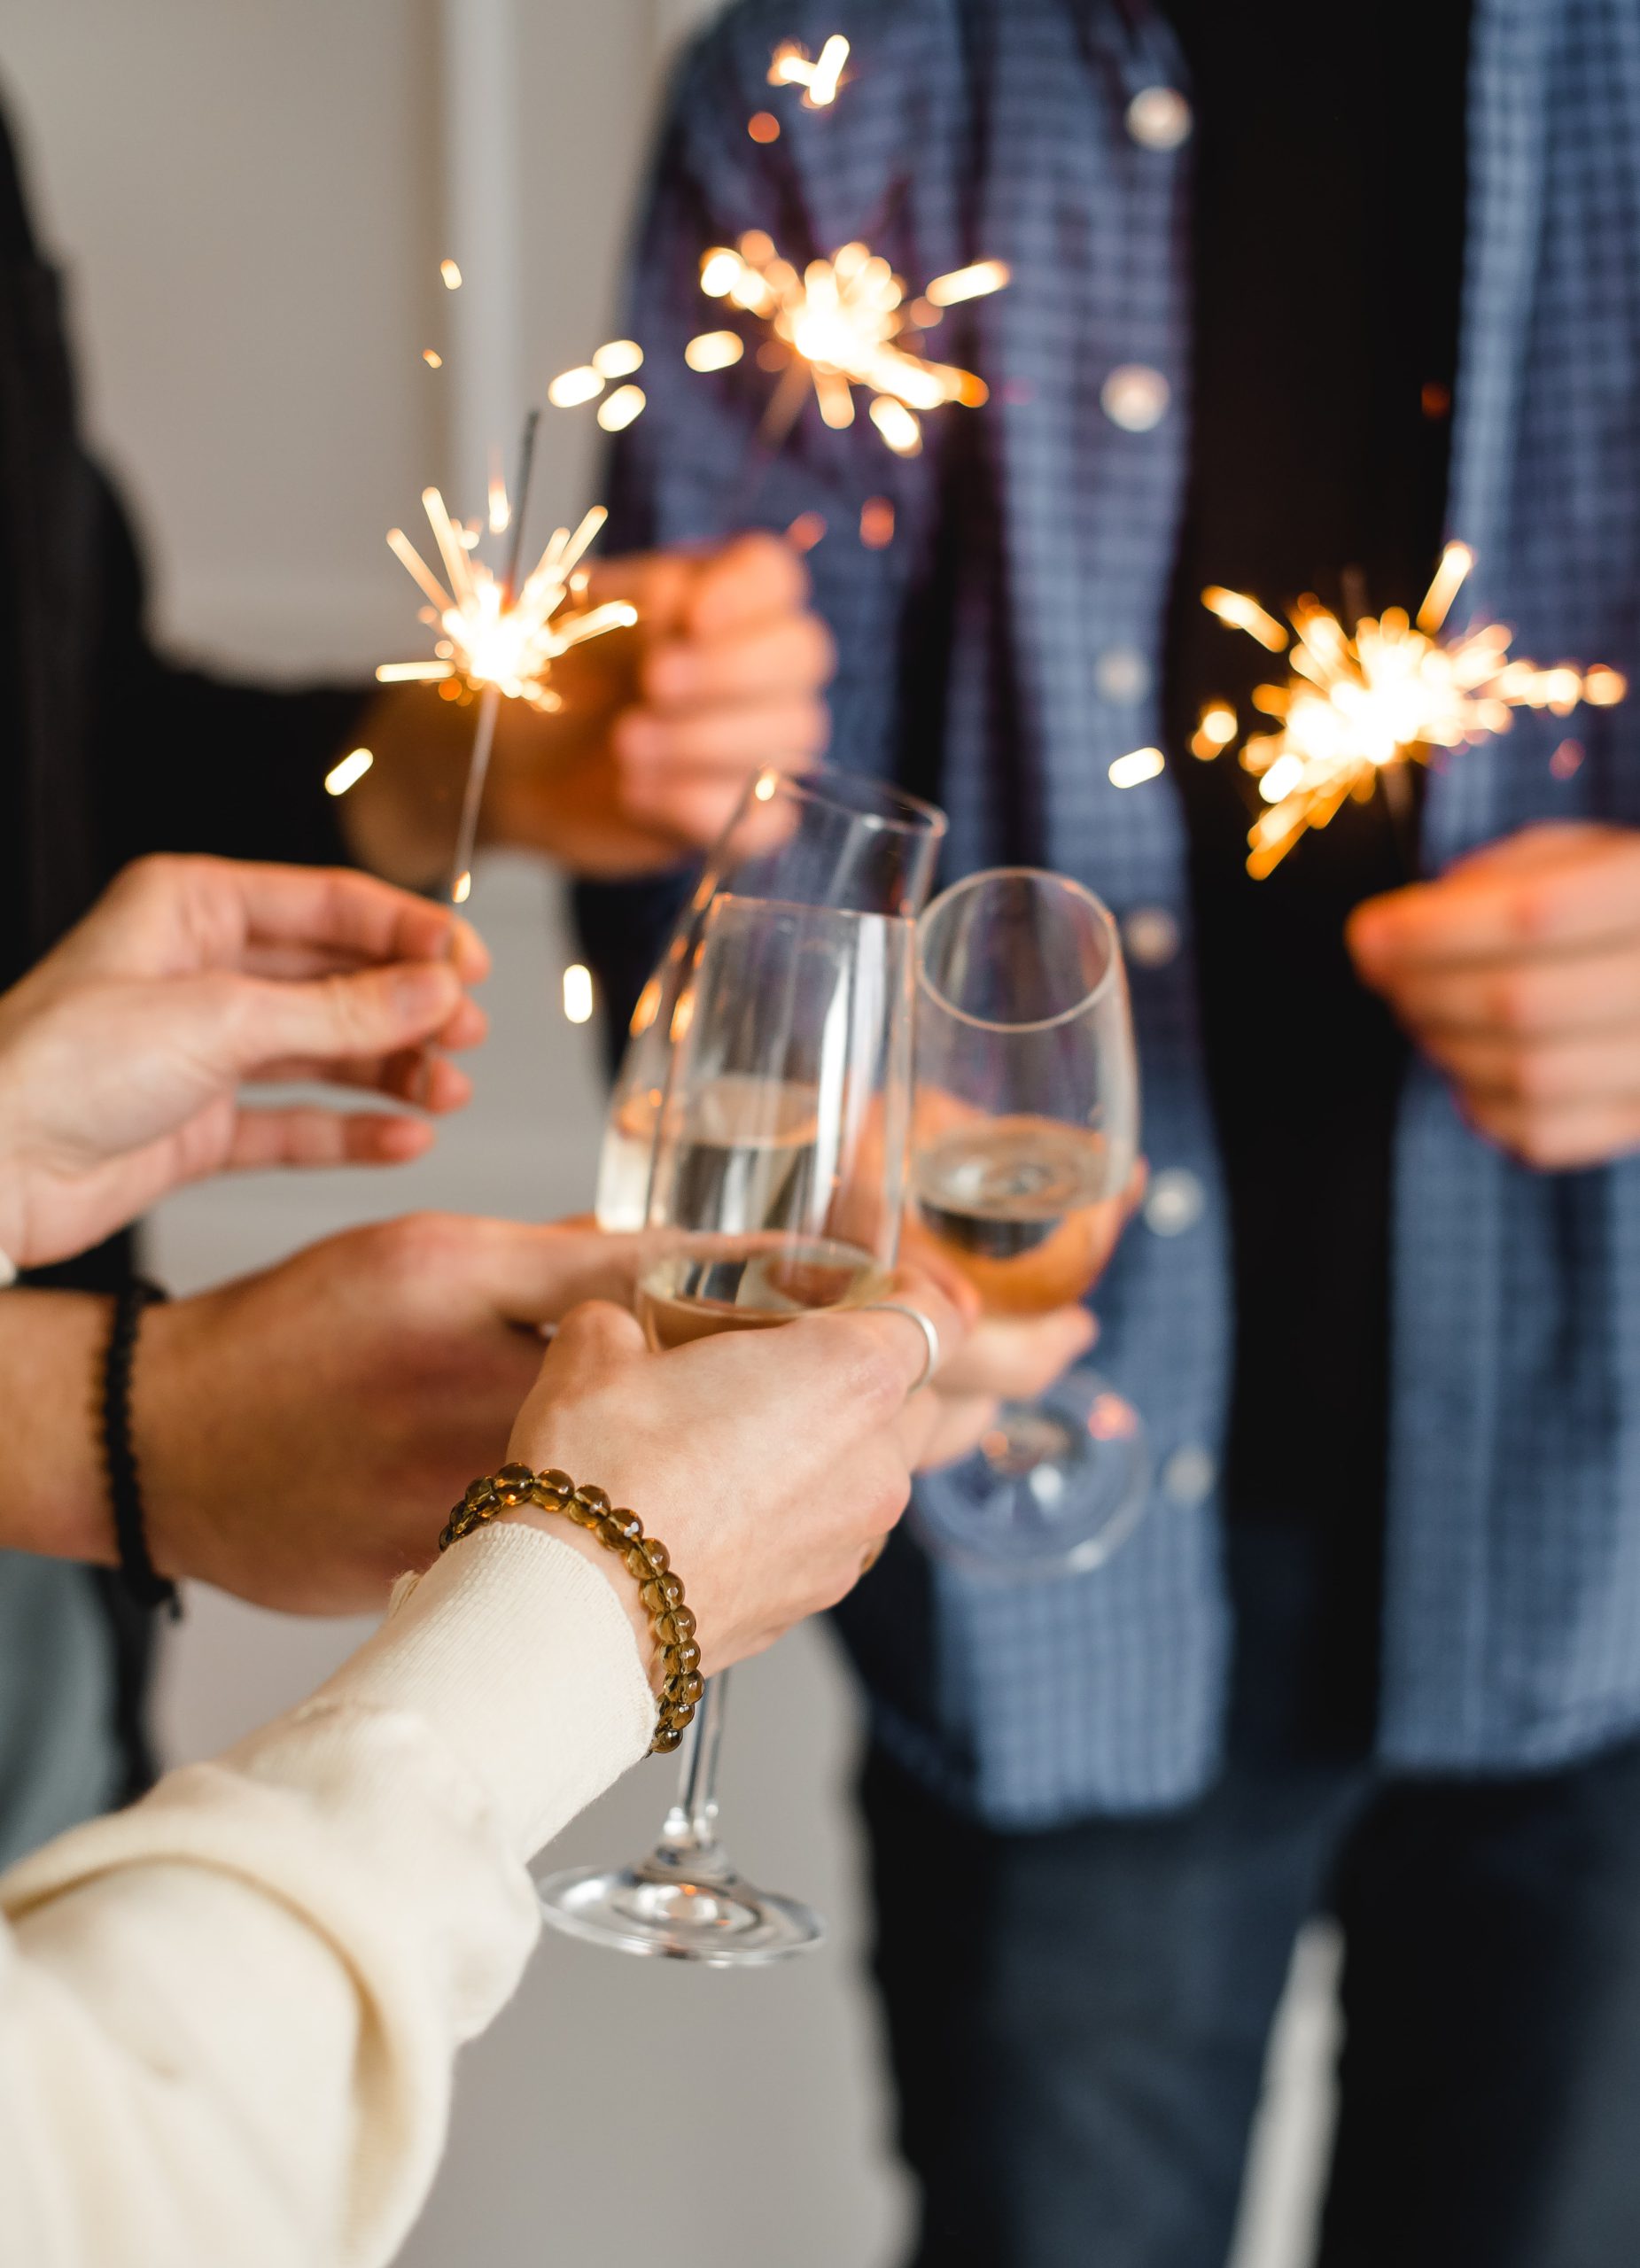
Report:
909,867,1149,1577
539,894,914,1964
913,1115,1132,1317
593,766,945,1231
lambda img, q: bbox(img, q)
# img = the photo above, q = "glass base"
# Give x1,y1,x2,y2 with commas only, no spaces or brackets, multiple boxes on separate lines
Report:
913,1369,1150,1580
537,1837,825,1967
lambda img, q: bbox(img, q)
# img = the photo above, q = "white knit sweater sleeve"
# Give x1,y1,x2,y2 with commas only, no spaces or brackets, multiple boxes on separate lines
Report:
0,1524,655,2268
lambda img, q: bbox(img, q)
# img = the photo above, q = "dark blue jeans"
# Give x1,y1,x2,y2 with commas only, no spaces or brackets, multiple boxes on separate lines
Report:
862,1530,1640,2267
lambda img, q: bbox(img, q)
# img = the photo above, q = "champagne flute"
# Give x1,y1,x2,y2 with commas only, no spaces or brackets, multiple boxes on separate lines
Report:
539,892,914,1963
907,867,1150,1577
594,766,945,1231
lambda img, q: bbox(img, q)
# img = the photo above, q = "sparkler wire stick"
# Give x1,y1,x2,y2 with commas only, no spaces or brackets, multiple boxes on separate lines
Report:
444,408,541,911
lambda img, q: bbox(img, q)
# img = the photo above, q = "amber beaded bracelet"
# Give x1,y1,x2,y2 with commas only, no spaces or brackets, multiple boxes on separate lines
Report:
439,1463,703,1753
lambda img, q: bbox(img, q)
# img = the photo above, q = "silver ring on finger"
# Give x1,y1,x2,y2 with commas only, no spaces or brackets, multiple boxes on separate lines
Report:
864,1301,941,1394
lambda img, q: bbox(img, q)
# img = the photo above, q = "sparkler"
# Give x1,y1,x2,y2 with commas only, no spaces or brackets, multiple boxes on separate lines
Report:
1199,543,1628,878
768,34,850,107
377,419,638,903
688,231,1008,458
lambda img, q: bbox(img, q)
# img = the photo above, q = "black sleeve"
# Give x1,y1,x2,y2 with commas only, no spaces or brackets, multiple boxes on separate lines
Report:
85,463,370,876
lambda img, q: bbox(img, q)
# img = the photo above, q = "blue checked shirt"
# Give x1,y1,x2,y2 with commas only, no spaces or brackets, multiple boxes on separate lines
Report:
589,0,1640,1826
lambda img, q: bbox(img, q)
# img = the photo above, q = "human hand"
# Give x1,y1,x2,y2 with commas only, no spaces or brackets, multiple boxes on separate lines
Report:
346,533,834,884
1349,822,1640,1169
137,1215,641,1615
503,1269,969,1676
0,856,487,1270
488,532,835,874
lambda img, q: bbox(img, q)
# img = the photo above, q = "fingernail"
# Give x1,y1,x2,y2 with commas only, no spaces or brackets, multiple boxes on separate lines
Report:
451,918,490,982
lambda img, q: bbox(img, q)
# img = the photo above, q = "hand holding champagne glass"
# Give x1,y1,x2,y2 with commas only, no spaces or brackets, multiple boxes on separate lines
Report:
908,867,1148,1577
540,890,918,1964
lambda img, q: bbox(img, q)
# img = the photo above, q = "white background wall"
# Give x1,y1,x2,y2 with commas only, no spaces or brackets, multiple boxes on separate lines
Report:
2,7,1327,2260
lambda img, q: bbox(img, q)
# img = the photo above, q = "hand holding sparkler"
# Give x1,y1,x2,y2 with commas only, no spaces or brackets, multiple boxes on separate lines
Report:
1349,822,1640,1171
342,532,833,886
378,456,639,905
479,532,834,872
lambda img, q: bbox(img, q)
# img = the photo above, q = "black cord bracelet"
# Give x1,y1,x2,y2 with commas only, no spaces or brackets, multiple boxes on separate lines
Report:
102,1278,180,1619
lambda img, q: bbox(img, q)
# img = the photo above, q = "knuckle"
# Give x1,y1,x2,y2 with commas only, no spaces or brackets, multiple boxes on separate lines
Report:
124,850,191,899
1504,1111,1570,1170
372,1209,459,1283
1488,967,1543,1033
857,1334,910,1416
1508,1046,1563,1106
1504,882,1554,948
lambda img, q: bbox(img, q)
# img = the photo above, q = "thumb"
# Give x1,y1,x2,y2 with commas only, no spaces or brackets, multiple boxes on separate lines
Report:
225,960,465,1071
507,1298,649,1469
548,1298,649,1370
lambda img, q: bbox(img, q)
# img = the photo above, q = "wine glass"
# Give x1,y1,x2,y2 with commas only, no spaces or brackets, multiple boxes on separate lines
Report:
539,891,914,1963
906,867,1149,1578
594,766,945,1231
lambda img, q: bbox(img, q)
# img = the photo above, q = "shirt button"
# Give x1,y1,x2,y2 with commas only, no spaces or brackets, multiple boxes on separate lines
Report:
1162,1444,1216,1507
1126,85,1193,151
1100,364,1171,432
1096,645,1151,703
1123,906,1179,967
1144,1168,1204,1237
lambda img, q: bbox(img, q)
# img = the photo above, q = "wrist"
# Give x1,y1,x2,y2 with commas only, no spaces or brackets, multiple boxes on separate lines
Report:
129,1293,215,1586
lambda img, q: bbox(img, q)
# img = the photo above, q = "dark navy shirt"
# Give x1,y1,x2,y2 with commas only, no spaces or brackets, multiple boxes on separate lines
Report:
1162,0,1473,1740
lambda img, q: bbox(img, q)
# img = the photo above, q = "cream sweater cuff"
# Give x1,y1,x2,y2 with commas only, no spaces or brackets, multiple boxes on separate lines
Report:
303,1523,656,1861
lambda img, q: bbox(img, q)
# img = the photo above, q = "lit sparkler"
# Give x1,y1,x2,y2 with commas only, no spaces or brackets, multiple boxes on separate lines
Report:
378,424,637,909
688,231,1008,457
1200,544,1628,877
768,34,849,107
377,491,635,712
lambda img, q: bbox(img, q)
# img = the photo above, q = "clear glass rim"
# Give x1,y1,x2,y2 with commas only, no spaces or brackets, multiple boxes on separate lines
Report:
749,764,948,843
917,866,1122,1034
709,889,915,931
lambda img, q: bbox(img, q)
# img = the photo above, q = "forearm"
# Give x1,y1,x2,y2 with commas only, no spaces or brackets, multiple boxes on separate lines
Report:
0,1526,652,2268
0,1290,113,1565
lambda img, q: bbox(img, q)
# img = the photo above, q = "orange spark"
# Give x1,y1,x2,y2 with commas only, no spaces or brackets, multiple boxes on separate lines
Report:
768,34,849,107
1201,545,1628,876
692,230,1007,456
379,495,635,709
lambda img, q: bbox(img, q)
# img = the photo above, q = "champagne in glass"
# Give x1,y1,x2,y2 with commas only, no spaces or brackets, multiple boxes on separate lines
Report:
539,895,913,1964
913,1115,1133,1317
593,767,945,1231
910,868,1149,1576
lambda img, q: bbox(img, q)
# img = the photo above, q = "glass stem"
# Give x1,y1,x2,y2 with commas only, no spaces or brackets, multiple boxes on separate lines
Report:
662,1671,729,1853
